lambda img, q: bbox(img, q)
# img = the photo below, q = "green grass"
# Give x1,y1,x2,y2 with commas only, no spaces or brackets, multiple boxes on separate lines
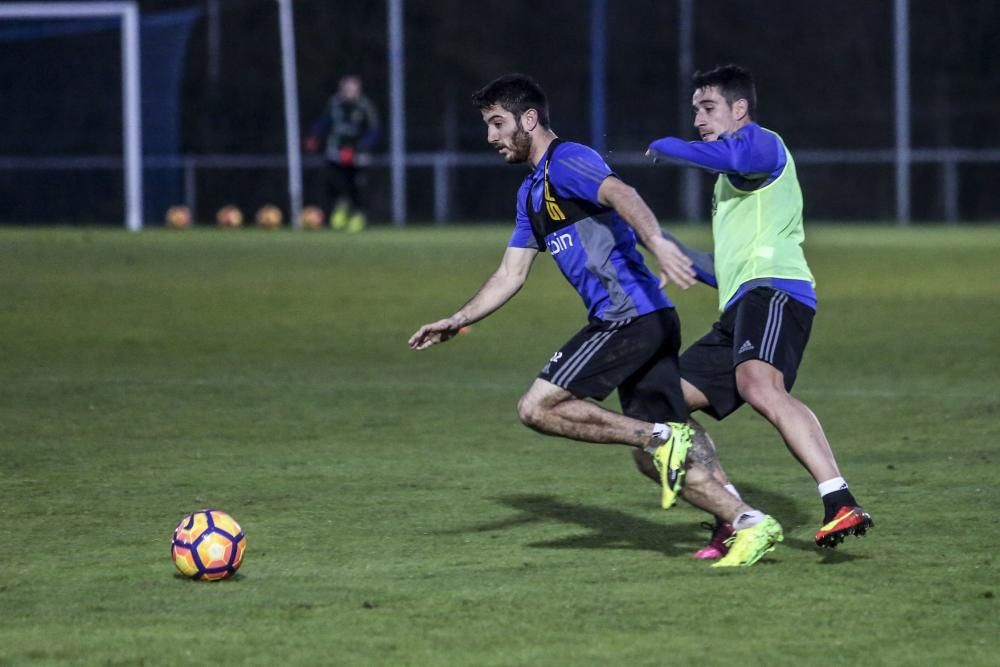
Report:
1,225,998,666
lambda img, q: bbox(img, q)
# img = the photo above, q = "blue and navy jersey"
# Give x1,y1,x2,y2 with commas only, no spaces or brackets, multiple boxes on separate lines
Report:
508,139,672,321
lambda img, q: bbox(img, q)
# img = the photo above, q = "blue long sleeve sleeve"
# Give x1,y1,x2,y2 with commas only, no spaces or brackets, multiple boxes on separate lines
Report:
648,123,785,181
660,230,717,288
637,229,717,288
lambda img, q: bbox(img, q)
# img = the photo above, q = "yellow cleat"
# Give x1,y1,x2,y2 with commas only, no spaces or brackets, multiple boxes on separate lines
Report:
712,515,783,568
346,212,367,233
649,422,693,510
330,204,349,230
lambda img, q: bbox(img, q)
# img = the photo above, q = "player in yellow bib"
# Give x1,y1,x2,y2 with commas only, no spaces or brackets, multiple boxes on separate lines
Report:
640,65,873,557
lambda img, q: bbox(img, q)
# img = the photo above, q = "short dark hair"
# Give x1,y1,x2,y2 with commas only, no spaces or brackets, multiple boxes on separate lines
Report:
471,74,551,129
692,64,756,117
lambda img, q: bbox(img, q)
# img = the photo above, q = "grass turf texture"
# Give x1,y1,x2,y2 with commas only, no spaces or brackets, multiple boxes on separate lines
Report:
1,225,998,666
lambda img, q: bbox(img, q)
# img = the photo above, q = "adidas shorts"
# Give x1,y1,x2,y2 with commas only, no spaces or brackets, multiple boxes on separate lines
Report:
680,287,814,420
538,308,688,423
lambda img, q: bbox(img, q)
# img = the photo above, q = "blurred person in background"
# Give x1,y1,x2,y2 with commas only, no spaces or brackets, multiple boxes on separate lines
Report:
409,73,786,568
305,74,379,232
639,64,873,558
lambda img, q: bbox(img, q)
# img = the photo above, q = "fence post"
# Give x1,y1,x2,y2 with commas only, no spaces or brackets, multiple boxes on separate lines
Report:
433,156,449,224
894,0,911,225
387,0,407,226
943,158,958,224
678,0,700,224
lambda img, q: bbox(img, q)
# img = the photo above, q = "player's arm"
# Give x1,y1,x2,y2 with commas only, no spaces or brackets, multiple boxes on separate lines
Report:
358,97,380,151
303,100,333,152
597,176,695,290
408,246,537,351
637,227,718,287
657,229,717,288
646,128,782,179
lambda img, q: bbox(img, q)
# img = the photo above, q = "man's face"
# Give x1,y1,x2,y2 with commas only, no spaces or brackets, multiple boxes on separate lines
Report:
692,86,742,142
481,104,532,164
340,77,361,100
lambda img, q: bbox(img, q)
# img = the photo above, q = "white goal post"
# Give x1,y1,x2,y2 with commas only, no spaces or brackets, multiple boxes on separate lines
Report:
0,2,142,231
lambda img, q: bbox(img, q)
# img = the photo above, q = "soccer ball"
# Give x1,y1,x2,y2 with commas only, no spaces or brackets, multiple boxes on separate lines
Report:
216,205,244,228
254,204,283,229
165,205,192,228
299,205,324,229
171,509,247,581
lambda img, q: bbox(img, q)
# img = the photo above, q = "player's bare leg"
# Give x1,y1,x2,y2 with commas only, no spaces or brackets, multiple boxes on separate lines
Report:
677,428,744,518
633,419,741,559
632,417,731,488
632,381,748,558
519,378,776,559
519,379,690,508
736,359,872,547
735,360,840,482
518,379,663,447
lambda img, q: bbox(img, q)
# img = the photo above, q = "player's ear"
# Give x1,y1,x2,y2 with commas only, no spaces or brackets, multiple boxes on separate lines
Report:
733,98,749,121
521,108,539,132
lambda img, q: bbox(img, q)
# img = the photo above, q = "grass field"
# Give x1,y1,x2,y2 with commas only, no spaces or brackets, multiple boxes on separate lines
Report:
1,225,998,666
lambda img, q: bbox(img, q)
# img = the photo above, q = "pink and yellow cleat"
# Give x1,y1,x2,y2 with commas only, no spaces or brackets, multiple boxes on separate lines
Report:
693,521,734,560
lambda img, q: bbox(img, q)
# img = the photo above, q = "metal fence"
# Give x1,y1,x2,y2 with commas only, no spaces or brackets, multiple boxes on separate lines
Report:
2,0,998,226
3,148,999,225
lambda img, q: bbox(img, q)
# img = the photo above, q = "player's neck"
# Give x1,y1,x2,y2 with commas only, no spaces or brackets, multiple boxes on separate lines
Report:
529,131,558,169
731,117,752,133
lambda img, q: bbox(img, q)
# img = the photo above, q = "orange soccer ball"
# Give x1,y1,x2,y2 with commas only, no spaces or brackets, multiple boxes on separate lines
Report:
165,205,192,229
254,204,283,229
216,205,244,228
299,205,324,229
170,509,247,581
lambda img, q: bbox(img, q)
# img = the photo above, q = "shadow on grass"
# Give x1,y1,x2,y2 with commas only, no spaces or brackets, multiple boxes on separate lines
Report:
487,494,699,557
442,484,867,563
172,572,246,583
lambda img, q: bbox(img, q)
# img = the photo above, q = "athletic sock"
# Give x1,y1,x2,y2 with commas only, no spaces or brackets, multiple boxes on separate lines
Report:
713,485,743,525
646,423,671,450
818,477,858,521
732,510,765,531
817,477,848,496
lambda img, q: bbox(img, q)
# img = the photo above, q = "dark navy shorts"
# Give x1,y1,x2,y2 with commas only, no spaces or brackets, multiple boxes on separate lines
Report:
680,287,814,420
539,308,688,423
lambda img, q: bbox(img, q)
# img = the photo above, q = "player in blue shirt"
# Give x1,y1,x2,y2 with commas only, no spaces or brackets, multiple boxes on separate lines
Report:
409,74,784,567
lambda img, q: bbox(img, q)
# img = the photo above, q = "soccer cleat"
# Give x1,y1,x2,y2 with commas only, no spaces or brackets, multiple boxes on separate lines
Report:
330,204,349,230
693,521,734,560
815,506,873,548
711,515,783,568
346,212,367,233
649,422,694,510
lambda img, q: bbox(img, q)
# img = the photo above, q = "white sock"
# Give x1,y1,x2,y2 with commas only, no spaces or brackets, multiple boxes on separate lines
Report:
817,477,848,497
732,510,765,531
644,423,671,452
651,422,670,441
724,484,742,501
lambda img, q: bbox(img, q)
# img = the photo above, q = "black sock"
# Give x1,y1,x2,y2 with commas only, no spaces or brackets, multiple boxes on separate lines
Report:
822,489,858,521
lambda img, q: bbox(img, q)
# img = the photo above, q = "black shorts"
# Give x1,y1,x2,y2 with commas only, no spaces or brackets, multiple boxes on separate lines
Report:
680,287,814,420
538,308,688,423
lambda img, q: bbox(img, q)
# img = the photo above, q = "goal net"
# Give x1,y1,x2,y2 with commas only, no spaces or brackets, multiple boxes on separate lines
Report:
0,3,141,229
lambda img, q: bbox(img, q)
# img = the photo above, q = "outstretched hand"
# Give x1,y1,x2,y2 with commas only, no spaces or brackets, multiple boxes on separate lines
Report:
649,236,696,290
408,317,462,351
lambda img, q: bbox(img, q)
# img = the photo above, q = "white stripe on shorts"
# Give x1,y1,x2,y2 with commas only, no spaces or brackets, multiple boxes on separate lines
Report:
551,318,630,387
760,292,788,363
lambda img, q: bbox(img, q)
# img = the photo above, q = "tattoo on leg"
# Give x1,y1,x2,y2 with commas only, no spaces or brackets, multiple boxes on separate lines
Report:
689,427,718,471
